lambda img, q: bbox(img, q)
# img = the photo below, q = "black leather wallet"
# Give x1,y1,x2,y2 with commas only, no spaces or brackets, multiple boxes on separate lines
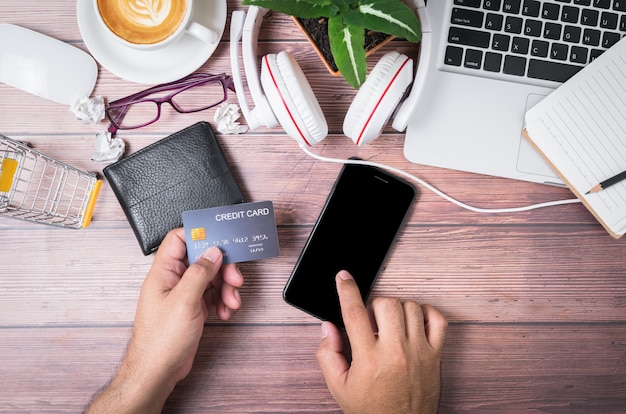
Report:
103,122,245,255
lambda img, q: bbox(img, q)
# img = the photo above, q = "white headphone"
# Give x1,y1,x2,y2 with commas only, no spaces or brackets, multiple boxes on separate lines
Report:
229,2,431,147
228,5,581,214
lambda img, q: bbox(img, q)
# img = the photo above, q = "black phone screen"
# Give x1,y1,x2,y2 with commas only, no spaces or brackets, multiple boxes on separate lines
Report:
283,162,417,327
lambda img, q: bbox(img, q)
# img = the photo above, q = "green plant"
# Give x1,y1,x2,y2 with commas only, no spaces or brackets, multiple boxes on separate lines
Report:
241,0,421,89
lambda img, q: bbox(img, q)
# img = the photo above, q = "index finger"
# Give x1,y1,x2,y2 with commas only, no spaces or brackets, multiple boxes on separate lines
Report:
336,271,376,352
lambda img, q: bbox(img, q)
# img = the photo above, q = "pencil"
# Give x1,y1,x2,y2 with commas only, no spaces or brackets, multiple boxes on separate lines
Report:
586,169,626,194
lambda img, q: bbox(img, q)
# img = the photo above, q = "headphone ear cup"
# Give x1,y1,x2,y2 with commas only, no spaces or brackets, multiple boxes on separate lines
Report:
343,51,413,146
260,51,328,146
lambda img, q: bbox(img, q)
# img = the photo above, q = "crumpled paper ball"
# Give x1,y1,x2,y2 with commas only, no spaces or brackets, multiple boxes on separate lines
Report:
214,102,248,134
91,131,125,163
70,95,106,124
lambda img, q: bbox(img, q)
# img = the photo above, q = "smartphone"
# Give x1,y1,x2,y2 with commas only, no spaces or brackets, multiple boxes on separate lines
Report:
283,161,417,327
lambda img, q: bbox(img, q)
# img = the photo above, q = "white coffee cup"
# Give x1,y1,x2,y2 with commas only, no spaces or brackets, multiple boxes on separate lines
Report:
94,0,217,50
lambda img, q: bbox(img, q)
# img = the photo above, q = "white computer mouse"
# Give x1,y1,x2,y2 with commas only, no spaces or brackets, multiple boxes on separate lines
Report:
0,24,97,105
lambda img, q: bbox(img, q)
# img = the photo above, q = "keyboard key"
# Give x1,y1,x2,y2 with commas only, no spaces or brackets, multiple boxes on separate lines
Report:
581,8,600,25
449,27,491,47
455,0,482,7
621,15,626,31
524,19,543,36
485,13,505,30
503,0,522,13
452,7,485,27
561,5,581,22
522,0,541,16
615,0,626,11
484,52,503,71
527,59,583,81
570,45,589,62
542,3,561,19
574,0,591,5
582,28,602,44
445,45,464,66
550,42,569,59
590,48,605,60
602,31,621,47
505,16,524,33
593,0,611,9
492,33,511,50
563,25,582,42
600,11,619,28
483,0,502,11
503,55,527,75
531,39,550,56
512,36,531,53
544,22,563,39
464,49,484,68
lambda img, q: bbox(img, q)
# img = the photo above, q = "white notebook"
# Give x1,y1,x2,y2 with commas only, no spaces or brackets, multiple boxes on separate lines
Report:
524,37,626,239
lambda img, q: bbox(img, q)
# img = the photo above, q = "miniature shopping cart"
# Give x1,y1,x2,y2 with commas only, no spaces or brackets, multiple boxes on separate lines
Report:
0,134,101,228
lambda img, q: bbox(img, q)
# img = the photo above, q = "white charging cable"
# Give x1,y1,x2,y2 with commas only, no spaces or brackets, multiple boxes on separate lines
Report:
299,143,581,213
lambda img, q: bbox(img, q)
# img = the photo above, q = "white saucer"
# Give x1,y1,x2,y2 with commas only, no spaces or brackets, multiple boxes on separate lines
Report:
77,0,227,84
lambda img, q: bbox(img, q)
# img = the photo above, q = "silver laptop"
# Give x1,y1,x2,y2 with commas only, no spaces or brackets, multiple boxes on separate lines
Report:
402,0,626,185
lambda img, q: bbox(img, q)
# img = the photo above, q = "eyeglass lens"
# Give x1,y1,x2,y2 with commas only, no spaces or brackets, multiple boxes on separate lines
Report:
108,80,227,130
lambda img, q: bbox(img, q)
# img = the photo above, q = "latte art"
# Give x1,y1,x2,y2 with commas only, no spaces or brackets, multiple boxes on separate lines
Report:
97,0,188,45
128,0,172,27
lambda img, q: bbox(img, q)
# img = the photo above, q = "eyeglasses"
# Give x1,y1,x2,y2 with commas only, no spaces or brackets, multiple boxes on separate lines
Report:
105,73,235,134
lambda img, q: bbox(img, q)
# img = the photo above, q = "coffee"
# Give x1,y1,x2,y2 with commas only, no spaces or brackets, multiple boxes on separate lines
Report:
96,0,188,45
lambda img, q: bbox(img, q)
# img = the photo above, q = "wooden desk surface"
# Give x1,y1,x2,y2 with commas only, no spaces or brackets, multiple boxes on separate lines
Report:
1,1,625,412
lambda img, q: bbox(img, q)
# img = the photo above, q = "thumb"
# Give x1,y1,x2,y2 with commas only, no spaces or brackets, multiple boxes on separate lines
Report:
316,322,349,393
174,247,223,306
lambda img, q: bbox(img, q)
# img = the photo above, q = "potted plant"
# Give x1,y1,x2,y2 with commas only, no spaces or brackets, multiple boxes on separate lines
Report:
293,16,394,78
241,0,422,89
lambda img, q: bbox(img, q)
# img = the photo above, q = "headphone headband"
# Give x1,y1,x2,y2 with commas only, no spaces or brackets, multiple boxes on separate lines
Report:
392,0,431,132
230,7,278,130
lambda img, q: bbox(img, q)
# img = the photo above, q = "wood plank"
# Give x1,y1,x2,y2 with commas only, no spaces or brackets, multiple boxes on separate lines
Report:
0,129,598,226
1,226,624,326
439,323,626,413
0,324,624,413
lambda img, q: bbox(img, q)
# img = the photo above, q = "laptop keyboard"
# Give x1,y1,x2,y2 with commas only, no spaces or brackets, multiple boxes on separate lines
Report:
444,0,626,85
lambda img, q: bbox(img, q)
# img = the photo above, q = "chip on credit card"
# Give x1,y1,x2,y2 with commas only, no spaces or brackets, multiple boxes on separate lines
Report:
182,200,280,264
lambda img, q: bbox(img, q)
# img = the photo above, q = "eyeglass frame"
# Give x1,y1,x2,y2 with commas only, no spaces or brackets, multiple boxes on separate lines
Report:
105,73,235,134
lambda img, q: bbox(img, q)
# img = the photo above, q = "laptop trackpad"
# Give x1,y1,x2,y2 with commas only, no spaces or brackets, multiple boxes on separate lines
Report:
516,93,561,182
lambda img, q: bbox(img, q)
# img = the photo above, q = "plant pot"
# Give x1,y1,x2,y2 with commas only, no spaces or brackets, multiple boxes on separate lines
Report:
292,17,394,76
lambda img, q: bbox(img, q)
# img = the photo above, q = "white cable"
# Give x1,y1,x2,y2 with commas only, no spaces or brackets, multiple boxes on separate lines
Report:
299,144,581,214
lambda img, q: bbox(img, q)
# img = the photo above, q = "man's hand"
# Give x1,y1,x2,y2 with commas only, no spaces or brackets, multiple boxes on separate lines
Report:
316,270,447,414
86,228,244,413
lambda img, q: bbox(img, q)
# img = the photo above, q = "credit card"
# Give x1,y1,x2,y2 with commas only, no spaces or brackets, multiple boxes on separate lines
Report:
182,200,280,264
